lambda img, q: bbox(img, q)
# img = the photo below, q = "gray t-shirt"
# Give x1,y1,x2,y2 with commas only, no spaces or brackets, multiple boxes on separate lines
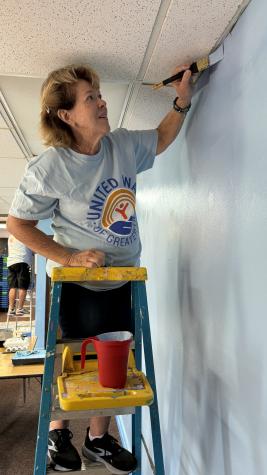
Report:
9,128,157,290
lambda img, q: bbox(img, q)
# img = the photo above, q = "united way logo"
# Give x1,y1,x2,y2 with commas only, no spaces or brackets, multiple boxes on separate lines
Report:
101,188,136,236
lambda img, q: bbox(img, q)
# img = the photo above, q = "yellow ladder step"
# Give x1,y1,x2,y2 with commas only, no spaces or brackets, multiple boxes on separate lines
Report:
56,346,154,411
51,266,147,282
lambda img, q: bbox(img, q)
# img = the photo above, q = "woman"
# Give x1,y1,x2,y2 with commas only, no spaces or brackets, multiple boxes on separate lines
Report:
7,63,192,473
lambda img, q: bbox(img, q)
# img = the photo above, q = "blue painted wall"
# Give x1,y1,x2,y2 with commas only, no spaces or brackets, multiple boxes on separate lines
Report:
131,0,267,473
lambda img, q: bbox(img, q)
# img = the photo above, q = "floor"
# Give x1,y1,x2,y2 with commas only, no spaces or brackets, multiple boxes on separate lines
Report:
0,311,120,474
0,310,34,336
0,377,120,474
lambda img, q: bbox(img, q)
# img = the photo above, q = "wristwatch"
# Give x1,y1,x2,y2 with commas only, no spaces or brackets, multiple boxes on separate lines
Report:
173,97,191,114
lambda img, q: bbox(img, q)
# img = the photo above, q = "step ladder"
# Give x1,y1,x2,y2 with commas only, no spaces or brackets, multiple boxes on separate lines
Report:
34,267,165,474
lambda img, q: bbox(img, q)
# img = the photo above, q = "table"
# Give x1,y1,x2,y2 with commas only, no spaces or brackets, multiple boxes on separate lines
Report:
0,336,44,402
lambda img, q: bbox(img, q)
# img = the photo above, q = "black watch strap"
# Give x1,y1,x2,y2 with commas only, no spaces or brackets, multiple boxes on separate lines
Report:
173,97,191,114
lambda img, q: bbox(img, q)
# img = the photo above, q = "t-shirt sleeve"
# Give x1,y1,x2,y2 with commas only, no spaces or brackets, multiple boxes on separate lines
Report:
127,129,158,174
9,161,58,221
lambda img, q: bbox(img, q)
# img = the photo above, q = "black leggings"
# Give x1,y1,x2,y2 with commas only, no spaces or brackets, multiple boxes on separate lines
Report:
59,282,132,339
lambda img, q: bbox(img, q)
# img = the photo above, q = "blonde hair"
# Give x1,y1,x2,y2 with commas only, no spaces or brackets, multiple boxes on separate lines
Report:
40,64,100,148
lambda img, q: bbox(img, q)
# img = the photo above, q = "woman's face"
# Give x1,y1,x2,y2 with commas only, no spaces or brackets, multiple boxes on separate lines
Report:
66,79,110,140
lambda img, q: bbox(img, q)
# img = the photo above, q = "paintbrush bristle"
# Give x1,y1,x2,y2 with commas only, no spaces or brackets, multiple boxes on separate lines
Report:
195,57,209,72
152,82,164,90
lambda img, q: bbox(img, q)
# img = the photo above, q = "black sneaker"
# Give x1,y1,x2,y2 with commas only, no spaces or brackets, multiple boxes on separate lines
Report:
48,429,82,472
82,427,137,474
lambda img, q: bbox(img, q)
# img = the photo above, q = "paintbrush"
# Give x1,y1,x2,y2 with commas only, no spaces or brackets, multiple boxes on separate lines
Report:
152,44,224,90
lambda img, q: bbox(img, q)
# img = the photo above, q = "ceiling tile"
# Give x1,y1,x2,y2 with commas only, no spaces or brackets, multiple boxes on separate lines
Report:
0,200,11,214
125,85,174,130
0,159,28,187
0,129,25,158
1,0,161,80
0,187,18,214
144,0,250,82
0,198,10,214
0,114,8,128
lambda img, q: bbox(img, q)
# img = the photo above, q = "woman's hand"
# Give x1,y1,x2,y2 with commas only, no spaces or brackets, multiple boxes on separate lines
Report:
171,64,193,108
64,249,105,268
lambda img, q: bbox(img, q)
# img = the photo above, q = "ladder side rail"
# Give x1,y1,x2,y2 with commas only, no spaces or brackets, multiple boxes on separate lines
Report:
139,281,165,475
131,282,142,475
34,282,62,475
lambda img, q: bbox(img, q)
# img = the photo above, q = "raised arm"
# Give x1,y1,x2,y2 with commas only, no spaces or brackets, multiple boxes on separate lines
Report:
156,64,193,155
6,215,105,268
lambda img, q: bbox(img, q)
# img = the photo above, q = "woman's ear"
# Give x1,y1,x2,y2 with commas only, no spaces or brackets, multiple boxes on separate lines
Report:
57,109,72,125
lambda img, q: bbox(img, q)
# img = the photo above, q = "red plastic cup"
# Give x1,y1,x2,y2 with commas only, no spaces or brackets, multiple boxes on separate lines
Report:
81,331,132,388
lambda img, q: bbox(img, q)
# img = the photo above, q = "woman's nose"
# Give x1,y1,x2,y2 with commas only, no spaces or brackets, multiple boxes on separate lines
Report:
98,97,106,107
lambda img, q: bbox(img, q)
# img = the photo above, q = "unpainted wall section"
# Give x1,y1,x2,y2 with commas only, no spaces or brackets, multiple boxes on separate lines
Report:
135,0,267,473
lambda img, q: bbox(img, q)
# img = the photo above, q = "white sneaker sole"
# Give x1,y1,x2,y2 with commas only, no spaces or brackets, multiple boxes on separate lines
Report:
82,445,134,474
47,451,76,472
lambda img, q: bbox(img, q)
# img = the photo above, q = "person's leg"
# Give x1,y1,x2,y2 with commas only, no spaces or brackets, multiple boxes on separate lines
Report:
16,263,31,315
89,416,110,436
18,288,27,309
50,420,68,430
8,288,17,311
7,265,18,315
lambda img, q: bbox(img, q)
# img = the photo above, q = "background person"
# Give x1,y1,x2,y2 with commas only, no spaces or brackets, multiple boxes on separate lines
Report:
7,63,192,473
7,234,33,316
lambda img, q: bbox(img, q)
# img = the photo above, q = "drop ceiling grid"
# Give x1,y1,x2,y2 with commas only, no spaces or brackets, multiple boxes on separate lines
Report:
1,0,161,79
0,115,7,128
0,129,25,158
143,0,249,82
0,76,45,156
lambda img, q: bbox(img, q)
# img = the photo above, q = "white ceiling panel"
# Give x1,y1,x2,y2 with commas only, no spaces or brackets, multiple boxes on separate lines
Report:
0,0,161,80
0,196,9,205
0,187,18,213
0,115,8,128
0,187,17,202
0,77,45,156
125,86,175,130
0,159,28,187
144,0,250,82
0,198,11,214
0,129,25,158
